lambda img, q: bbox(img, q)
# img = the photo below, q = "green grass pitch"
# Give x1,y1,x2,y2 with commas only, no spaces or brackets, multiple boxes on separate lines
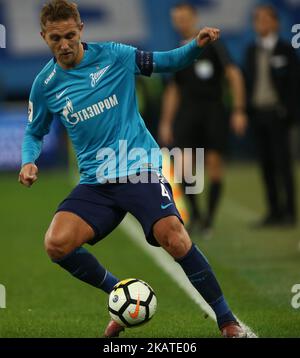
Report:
0,164,299,338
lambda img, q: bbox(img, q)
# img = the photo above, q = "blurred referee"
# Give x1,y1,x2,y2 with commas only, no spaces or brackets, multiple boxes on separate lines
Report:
159,3,247,237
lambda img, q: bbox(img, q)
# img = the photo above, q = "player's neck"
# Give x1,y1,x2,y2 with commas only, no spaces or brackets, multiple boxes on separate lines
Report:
58,42,85,70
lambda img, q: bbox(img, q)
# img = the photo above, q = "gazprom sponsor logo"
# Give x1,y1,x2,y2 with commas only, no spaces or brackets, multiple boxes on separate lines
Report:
66,97,73,113
28,101,33,123
62,94,119,125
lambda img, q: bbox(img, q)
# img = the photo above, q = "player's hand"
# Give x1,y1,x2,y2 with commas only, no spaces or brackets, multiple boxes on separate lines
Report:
159,122,174,147
230,111,248,137
18,163,38,188
197,27,220,47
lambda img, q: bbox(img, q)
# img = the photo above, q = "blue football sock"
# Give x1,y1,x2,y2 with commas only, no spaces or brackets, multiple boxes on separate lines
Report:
176,243,236,328
53,247,118,294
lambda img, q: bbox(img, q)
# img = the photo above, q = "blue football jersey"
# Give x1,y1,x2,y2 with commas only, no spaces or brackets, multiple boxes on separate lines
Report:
23,42,161,184
22,39,203,184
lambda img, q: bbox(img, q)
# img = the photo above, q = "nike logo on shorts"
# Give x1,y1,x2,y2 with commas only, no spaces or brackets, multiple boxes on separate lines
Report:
161,203,174,210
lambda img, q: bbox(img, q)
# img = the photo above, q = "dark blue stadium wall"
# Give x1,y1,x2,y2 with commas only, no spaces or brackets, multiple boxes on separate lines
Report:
0,0,299,99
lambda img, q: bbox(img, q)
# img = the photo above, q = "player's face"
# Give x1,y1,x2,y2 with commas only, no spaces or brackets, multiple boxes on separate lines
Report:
41,18,84,69
253,9,278,37
171,7,198,39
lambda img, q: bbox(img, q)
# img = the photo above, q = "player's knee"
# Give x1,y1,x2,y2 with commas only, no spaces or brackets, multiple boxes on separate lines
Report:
44,230,73,260
163,228,191,258
154,217,192,258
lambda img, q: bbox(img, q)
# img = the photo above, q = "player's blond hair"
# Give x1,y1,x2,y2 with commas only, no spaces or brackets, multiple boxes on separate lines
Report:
40,0,82,31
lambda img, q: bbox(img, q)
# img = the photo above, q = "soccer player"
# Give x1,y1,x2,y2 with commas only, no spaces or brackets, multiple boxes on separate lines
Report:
159,3,247,237
19,0,246,338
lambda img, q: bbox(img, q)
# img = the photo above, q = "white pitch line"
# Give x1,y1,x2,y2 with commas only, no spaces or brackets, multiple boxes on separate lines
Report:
225,199,260,221
121,214,258,338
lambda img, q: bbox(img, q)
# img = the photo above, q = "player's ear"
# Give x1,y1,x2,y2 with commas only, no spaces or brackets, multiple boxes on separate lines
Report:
40,31,46,41
79,22,84,34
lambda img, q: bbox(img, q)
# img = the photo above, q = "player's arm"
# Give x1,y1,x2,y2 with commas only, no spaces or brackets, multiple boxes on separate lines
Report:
109,27,219,77
158,81,180,146
19,77,53,188
225,64,248,137
153,27,220,73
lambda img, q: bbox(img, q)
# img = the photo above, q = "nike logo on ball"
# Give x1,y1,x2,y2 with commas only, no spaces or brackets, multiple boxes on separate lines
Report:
129,294,140,319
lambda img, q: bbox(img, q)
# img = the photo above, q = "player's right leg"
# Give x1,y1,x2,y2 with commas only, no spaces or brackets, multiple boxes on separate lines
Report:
45,211,119,294
45,211,94,260
45,184,127,338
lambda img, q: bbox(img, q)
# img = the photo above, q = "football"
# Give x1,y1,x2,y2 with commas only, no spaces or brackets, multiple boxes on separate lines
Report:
108,278,157,327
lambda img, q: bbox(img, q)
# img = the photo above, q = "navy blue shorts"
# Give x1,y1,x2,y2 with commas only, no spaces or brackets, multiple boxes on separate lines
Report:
56,172,183,247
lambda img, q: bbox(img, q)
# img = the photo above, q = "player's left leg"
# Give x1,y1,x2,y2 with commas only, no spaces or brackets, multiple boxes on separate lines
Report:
117,172,245,337
51,185,127,338
153,216,246,338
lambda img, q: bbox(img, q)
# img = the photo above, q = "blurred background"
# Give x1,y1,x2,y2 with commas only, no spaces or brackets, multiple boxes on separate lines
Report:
0,0,300,338
0,0,299,169
1,0,299,81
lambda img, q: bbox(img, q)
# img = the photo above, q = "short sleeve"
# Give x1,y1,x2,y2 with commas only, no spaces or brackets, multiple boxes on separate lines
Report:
107,42,139,74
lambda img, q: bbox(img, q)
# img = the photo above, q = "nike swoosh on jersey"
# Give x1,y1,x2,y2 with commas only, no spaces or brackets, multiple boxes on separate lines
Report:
56,88,69,99
161,203,174,210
